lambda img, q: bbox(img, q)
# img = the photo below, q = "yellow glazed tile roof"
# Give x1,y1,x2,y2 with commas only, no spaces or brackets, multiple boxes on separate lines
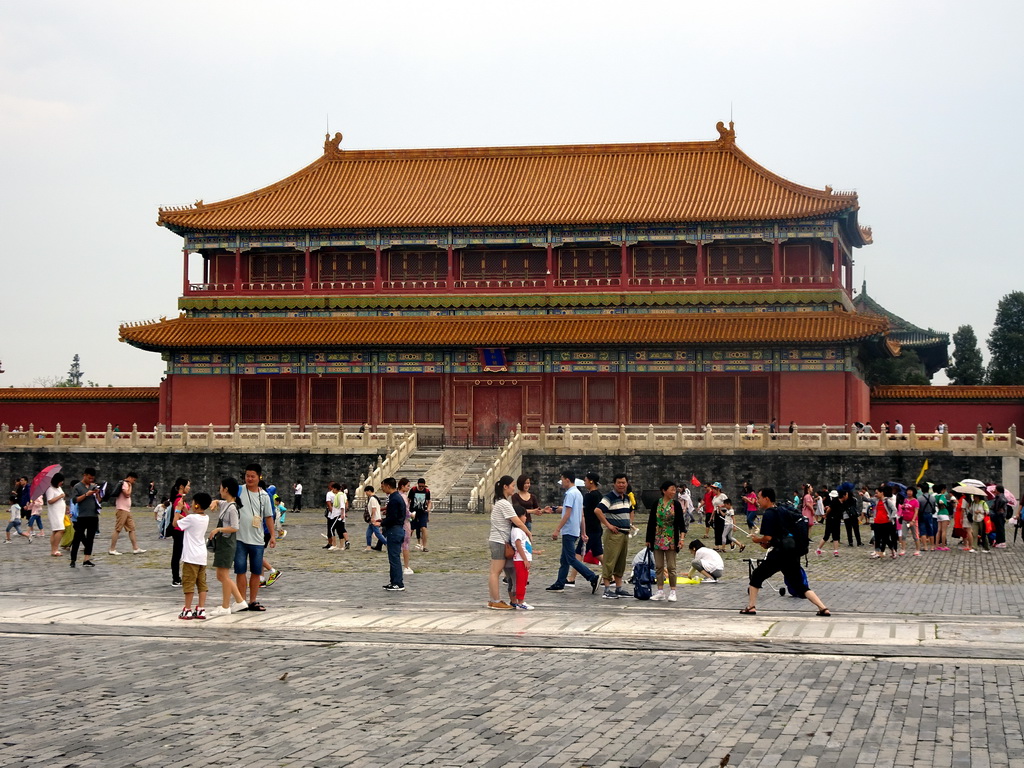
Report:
158,127,863,234
0,387,159,402
120,311,888,351
872,385,1024,401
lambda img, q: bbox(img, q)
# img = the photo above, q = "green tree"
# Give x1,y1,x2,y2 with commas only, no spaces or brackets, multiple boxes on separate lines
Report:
987,291,1024,384
946,325,985,384
864,349,930,386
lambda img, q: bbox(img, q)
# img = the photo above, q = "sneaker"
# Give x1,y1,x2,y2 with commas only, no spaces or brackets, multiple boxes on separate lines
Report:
651,590,666,601
264,569,281,586
192,608,206,620
108,550,123,556
415,544,424,551
516,602,535,610
668,590,677,602
615,587,632,597
178,608,192,620
82,560,95,567
590,576,600,594
132,548,147,554
69,561,75,567
207,605,231,619
344,541,350,549
384,584,405,592
403,567,414,575
323,544,332,549
328,546,340,551
816,549,822,555
171,580,182,587
701,577,718,583
870,553,879,559
545,584,564,591
995,543,1007,548
833,551,839,557
279,530,288,539
230,601,249,613
602,589,619,599
487,600,513,609
913,551,921,556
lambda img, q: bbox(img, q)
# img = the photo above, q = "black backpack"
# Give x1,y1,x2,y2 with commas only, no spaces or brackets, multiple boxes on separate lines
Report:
632,549,655,600
775,501,809,557
103,480,124,503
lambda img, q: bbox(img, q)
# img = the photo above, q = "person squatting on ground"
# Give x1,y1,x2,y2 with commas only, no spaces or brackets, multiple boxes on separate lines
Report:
176,491,210,620
487,475,532,610
644,480,687,602
6,500,30,542
687,540,724,583
742,487,830,616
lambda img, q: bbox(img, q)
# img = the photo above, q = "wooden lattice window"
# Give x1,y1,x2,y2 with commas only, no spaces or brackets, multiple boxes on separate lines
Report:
707,244,773,278
587,378,616,423
249,250,304,282
664,376,694,423
706,376,738,424
630,378,659,423
460,248,546,280
632,245,697,278
269,379,297,424
557,247,618,279
240,379,266,424
341,378,369,424
388,250,446,281
309,378,339,424
413,378,442,424
318,249,374,281
739,377,770,424
382,378,411,423
554,377,584,423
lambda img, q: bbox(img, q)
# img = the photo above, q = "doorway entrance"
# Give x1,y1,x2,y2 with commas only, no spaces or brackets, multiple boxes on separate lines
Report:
472,385,522,447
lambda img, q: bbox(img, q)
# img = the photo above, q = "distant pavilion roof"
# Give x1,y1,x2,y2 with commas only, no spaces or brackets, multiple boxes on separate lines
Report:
853,282,949,375
120,310,889,352
158,124,870,245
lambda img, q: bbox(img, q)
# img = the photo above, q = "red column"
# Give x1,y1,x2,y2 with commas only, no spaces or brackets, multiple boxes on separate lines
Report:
845,258,853,295
695,243,705,288
619,243,629,288
374,246,383,292
234,248,241,291
832,240,842,288
546,244,554,290
446,246,455,288
182,249,190,295
772,240,782,287
303,248,312,292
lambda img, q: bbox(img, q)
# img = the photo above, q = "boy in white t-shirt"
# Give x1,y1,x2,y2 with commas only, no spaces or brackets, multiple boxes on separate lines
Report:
511,507,534,610
175,492,211,620
6,503,30,542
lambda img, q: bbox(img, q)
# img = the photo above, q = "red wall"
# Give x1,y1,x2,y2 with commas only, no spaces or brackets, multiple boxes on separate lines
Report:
166,375,232,427
870,402,1024,434
777,371,859,427
0,401,159,432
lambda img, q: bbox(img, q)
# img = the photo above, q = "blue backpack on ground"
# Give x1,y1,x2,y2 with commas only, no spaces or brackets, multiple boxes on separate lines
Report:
774,501,809,557
632,548,655,600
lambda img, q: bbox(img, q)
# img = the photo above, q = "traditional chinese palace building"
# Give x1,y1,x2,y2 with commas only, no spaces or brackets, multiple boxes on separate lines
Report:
120,123,891,442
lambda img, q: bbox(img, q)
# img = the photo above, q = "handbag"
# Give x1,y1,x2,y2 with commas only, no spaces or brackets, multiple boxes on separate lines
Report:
207,532,219,552
504,541,515,559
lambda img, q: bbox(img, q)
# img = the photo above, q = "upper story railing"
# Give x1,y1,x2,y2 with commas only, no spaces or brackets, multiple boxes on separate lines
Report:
0,423,403,453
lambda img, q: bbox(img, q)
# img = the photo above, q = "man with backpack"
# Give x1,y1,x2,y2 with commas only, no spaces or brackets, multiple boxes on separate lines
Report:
108,471,146,556
740,487,830,616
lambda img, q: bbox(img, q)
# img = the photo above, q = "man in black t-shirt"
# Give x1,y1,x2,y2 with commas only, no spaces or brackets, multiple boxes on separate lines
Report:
742,487,830,616
408,479,432,552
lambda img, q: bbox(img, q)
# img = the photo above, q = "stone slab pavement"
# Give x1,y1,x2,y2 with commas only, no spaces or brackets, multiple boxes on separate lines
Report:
3,512,1024,766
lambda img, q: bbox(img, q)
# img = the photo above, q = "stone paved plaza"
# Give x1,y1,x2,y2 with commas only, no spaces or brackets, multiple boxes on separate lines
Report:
1,511,1023,767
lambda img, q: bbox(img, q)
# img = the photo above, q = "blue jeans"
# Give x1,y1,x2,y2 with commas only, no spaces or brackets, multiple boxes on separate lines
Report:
555,534,595,586
384,526,405,587
366,524,386,547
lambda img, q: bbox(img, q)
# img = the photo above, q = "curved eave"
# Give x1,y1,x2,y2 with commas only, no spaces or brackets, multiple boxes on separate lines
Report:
872,385,1024,402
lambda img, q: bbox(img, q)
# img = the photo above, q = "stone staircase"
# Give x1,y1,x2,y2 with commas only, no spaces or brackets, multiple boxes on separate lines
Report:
393,448,500,511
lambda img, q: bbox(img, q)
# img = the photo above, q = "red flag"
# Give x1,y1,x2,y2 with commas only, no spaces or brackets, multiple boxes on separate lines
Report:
691,475,701,487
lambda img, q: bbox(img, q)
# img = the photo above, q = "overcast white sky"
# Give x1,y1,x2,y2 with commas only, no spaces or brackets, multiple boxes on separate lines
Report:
2,0,1021,387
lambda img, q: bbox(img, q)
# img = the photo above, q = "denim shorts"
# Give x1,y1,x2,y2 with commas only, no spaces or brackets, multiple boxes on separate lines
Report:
234,541,265,575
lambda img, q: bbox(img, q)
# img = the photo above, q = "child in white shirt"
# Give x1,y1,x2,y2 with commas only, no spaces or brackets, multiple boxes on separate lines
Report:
175,492,210,620
510,507,534,610
6,503,30,542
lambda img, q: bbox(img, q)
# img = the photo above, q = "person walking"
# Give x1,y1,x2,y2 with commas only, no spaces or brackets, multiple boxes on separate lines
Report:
645,480,687,602
70,468,102,568
545,471,600,594
815,489,843,556
741,487,830,616
409,479,432,552
108,471,146,556
363,485,387,550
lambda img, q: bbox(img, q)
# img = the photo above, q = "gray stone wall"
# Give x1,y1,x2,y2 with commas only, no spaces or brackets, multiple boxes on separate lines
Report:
522,450,1006,507
1,451,387,504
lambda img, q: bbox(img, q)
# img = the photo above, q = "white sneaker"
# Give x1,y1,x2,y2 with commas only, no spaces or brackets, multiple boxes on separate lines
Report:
328,546,340,551
403,567,414,575
230,601,249,613
207,605,231,619
701,577,718,583
108,550,123,556
651,590,666,601
132,548,147,554
668,590,677,602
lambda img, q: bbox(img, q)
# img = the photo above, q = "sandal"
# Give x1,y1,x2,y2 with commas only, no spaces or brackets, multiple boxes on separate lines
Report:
816,608,831,617
739,606,757,615
247,601,267,612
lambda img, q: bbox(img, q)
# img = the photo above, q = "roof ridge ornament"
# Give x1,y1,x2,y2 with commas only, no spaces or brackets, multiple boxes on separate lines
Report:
324,132,343,156
715,120,736,143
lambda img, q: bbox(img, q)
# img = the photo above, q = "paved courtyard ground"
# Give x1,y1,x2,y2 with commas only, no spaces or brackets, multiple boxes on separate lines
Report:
1,510,1022,767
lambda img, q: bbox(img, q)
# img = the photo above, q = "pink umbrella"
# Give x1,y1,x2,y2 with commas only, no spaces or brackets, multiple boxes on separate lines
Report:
29,463,61,501
987,485,1018,507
